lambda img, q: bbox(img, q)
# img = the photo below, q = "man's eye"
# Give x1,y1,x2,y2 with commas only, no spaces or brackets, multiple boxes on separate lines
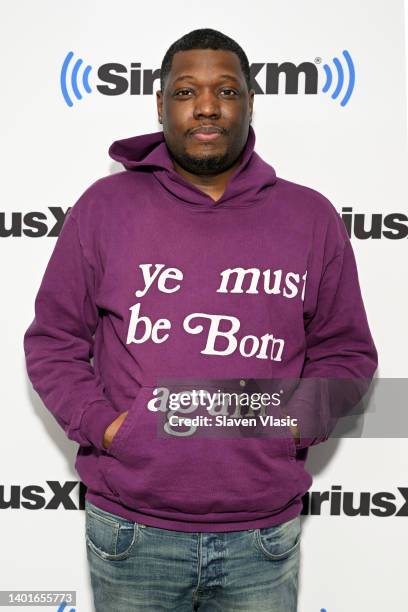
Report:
221,89,238,96
175,89,191,96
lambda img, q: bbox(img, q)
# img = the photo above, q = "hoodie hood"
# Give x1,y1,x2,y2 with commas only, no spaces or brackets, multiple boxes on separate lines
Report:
108,124,277,208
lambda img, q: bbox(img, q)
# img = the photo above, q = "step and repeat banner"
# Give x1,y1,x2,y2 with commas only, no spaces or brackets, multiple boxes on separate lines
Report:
2,0,407,610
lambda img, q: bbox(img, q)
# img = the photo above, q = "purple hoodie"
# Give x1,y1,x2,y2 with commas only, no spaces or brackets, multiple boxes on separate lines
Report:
23,125,378,532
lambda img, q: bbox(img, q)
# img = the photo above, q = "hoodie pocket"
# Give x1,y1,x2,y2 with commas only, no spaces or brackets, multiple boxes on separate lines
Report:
99,385,153,497
99,386,303,516
103,392,144,459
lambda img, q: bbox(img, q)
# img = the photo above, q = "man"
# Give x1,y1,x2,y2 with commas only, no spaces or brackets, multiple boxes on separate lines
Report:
23,28,378,611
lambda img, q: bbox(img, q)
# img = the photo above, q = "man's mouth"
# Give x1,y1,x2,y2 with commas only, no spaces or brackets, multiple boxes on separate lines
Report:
189,126,225,142
192,131,223,142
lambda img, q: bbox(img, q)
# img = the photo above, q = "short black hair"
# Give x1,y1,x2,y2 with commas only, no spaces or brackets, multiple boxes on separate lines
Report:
160,28,251,92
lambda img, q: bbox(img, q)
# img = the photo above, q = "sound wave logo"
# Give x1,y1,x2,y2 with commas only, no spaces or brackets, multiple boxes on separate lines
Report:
56,602,75,612
321,50,355,107
60,51,92,107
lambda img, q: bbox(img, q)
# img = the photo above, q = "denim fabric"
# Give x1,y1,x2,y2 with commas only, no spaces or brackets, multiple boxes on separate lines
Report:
85,499,301,611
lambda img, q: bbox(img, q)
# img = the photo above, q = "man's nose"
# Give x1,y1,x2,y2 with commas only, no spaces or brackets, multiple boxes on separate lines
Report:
193,91,221,118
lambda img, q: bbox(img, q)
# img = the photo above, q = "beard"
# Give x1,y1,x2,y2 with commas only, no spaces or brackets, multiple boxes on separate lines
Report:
170,147,239,176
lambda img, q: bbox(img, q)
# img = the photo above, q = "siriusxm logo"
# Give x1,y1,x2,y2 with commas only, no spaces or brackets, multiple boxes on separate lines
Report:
301,485,408,517
2,207,407,239
0,207,70,238
340,207,408,240
0,481,85,509
1,482,407,516
60,49,355,108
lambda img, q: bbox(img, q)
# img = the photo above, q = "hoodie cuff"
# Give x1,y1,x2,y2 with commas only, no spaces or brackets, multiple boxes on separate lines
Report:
79,400,119,451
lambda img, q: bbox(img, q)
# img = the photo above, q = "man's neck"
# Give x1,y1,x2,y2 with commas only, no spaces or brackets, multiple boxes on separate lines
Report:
171,156,242,203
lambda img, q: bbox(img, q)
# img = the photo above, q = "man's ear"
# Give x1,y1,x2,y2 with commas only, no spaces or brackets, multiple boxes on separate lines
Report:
156,90,163,124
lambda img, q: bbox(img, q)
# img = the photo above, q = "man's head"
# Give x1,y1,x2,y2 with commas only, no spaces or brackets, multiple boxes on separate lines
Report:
156,28,254,177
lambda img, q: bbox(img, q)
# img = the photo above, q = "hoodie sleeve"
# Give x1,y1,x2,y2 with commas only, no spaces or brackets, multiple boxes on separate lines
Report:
23,207,119,451
282,221,379,450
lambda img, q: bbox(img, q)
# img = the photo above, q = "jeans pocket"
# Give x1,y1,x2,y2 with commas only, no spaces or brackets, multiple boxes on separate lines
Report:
252,515,301,561
85,499,141,561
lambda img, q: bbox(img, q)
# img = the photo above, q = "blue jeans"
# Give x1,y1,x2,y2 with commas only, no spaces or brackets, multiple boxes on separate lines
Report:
85,499,301,611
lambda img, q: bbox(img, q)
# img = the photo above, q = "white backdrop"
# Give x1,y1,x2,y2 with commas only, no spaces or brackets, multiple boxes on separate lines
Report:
1,1,407,610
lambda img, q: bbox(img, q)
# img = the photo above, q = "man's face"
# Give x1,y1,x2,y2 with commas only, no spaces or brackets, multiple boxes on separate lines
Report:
156,49,254,176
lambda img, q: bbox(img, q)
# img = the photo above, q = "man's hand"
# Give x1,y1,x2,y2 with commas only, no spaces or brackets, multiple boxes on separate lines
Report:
288,421,301,448
102,410,129,449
